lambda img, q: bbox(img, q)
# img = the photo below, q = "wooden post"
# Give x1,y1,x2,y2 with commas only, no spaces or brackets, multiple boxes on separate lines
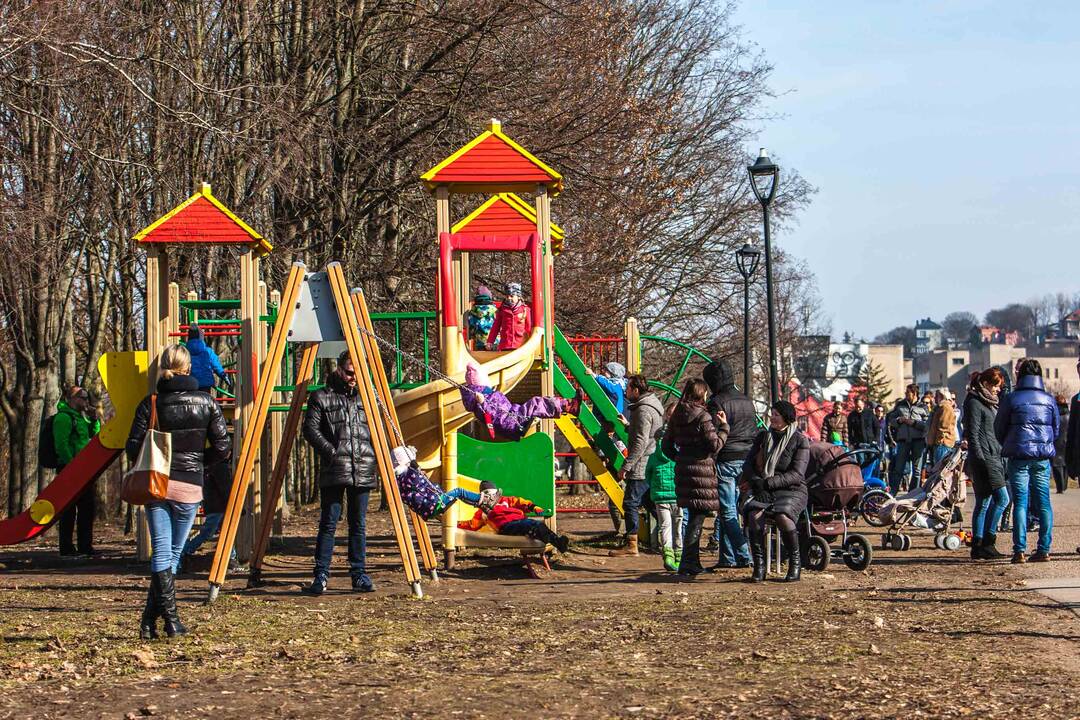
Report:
435,185,458,567
185,290,198,325
536,185,556,533
168,282,180,338
326,264,423,597
352,287,439,579
268,288,286,535
624,318,641,374
247,342,317,586
139,247,169,561
235,250,258,561
207,262,306,601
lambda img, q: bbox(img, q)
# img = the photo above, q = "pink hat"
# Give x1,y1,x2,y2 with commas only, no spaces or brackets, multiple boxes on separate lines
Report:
465,362,490,387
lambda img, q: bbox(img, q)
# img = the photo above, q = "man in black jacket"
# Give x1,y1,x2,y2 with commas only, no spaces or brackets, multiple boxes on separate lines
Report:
302,351,378,595
847,396,876,447
703,360,755,568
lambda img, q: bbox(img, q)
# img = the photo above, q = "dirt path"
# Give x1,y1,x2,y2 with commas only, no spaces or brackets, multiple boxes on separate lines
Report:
1,505,1079,719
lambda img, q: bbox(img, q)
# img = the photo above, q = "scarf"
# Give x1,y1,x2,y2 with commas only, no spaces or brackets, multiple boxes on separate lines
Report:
757,423,798,479
971,382,999,410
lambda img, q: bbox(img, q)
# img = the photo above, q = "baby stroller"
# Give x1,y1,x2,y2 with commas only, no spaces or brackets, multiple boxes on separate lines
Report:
797,442,875,572
873,445,968,552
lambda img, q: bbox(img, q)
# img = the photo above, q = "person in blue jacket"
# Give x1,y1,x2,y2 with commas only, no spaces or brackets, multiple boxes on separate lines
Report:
590,361,627,414
186,324,230,394
994,358,1059,563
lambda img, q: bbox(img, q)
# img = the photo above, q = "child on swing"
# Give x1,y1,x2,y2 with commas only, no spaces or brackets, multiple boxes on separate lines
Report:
391,446,483,520
458,480,571,553
460,362,582,441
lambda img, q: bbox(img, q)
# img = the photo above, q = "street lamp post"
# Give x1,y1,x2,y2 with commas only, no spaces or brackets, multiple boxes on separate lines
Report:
735,242,761,399
747,148,780,404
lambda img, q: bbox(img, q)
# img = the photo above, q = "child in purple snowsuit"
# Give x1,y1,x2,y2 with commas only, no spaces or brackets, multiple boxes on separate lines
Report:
460,363,582,440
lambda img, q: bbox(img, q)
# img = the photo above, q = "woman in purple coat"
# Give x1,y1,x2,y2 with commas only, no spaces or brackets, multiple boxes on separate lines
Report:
460,363,581,440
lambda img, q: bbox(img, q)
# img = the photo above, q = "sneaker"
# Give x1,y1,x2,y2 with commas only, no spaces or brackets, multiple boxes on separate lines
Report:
227,557,247,574
1010,552,1026,564
302,577,327,595
351,574,375,593
59,547,80,558
1029,551,1050,563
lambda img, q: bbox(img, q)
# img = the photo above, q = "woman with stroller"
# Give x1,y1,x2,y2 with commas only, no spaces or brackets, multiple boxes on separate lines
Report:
963,367,1008,560
739,400,811,583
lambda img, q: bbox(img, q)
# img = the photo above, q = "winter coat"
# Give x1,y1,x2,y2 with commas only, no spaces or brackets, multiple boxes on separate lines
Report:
888,400,930,443
704,359,757,462
1053,406,1068,469
458,495,542,533
963,391,1006,493
623,392,665,479
1066,393,1080,477
487,300,532,351
52,400,100,466
646,425,676,504
739,429,811,520
126,374,231,486
925,400,958,448
203,460,233,514
595,374,626,414
846,407,876,446
820,412,848,445
661,402,728,511
303,371,378,489
465,302,498,350
460,385,530,439
994,374,1059,460
186,327,227,390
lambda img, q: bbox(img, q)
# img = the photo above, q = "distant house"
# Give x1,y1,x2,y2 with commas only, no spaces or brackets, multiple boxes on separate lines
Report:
1060,310,1080,339
914,318,943,355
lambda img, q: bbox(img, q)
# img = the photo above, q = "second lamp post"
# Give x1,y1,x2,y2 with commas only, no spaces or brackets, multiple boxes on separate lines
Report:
747,148,780,404
735,242,761,399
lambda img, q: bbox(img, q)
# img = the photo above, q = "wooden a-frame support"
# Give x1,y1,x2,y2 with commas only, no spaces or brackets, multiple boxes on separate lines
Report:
206,261,434,602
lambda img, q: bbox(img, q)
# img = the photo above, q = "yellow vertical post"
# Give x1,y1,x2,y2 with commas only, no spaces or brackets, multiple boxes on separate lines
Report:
352,288,439,579
435,186,460,568
536,185,556,533
185,290,198,324
247,342,317,587
207,262,306,602
139,247,169,561
624,318,641,374
167,283,180,338
326,264,423,597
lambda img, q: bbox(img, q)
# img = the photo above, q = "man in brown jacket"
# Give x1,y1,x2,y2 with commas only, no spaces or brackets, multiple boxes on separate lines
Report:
820,402,848,446
925,388,958,467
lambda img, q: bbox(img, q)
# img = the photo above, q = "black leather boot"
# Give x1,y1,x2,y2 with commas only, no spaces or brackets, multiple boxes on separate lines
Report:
782,530,801,582
139,578,159,640
748,533,766,583
983,533,1006,559
155,569,187,638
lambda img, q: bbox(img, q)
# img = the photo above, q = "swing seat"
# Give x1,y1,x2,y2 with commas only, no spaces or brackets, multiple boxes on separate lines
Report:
452,528,546,553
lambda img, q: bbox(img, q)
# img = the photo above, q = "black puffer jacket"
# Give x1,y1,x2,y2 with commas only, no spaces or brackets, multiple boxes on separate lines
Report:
739,429,810,520
1066,393,1080,477
125,374,231,486
303,371,377,489
704,360,756,462
661,401,728,511
963,390,1005,493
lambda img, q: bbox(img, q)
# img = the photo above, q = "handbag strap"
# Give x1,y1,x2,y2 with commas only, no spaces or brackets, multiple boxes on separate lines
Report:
149,394,158,431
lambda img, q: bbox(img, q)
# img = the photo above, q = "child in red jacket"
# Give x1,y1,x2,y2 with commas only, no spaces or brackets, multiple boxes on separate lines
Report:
458,481,570,552
486,282,533,350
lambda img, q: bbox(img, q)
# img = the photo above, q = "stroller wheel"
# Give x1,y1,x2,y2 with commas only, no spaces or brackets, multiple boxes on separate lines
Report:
900,534,912,551
801,536,831,572
943,533,962,551
843,534,873,571
933,533,945,550
859,489,892,527
887,534,905,551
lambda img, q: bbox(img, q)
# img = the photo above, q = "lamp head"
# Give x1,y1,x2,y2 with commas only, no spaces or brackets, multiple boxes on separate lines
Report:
747,147,780,205
735,241,761,278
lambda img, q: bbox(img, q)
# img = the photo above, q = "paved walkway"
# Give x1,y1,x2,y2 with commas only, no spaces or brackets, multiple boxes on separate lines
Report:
1017,482,1080,614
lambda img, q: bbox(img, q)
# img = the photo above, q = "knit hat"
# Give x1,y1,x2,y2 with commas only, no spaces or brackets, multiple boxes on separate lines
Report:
391,445,417,474
465,362,490,387
773,400,797,425
187,323,203,342
474,285,493,303
506,282,522,297
604,361,626,380
478,480,501,511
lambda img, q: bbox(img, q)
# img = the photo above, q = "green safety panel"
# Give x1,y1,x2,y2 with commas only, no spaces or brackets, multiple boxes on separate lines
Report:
457,432,555,517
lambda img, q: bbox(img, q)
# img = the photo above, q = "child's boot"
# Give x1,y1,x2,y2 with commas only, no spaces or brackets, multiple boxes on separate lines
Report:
662,546,677,571
608,535,639,557
674,548,682,567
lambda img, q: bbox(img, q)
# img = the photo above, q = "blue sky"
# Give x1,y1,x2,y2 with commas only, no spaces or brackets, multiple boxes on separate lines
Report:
733,1,1080,340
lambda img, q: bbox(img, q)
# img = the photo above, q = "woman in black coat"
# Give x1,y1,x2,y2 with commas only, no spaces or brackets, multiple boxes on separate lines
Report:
964,367,1008,559
125,344,231,640
739,400,810,582
661,378,728,577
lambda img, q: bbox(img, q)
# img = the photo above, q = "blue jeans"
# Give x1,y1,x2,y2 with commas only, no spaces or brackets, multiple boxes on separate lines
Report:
1008,459,1053,554
146,500,200,573
930,444,952,467
314,485,370,580
499,518,559,544
971,486,1009,539
180,512,237,569
440,487,481,508
712,460,750,565
889,439,926,494
622,479,651,536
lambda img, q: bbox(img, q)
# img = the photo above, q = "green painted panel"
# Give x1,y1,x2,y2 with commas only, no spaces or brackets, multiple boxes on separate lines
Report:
458,432,555,516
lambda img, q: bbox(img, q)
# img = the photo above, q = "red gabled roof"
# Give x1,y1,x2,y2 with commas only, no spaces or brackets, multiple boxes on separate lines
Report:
453,193,565,255
421,120,562,194
134,183,272,254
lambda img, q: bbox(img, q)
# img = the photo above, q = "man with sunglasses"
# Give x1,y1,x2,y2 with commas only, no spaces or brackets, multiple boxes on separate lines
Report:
54,385,101,557
302,351,378,594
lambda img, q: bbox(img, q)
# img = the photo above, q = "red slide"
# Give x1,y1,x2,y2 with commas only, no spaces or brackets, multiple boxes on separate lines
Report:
0,436,121,546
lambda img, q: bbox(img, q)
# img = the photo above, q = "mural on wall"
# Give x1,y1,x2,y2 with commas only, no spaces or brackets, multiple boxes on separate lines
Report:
791,337,873,440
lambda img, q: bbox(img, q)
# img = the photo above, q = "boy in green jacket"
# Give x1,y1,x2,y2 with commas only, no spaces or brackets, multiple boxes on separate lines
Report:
647,403,681,571
54,386,101,557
